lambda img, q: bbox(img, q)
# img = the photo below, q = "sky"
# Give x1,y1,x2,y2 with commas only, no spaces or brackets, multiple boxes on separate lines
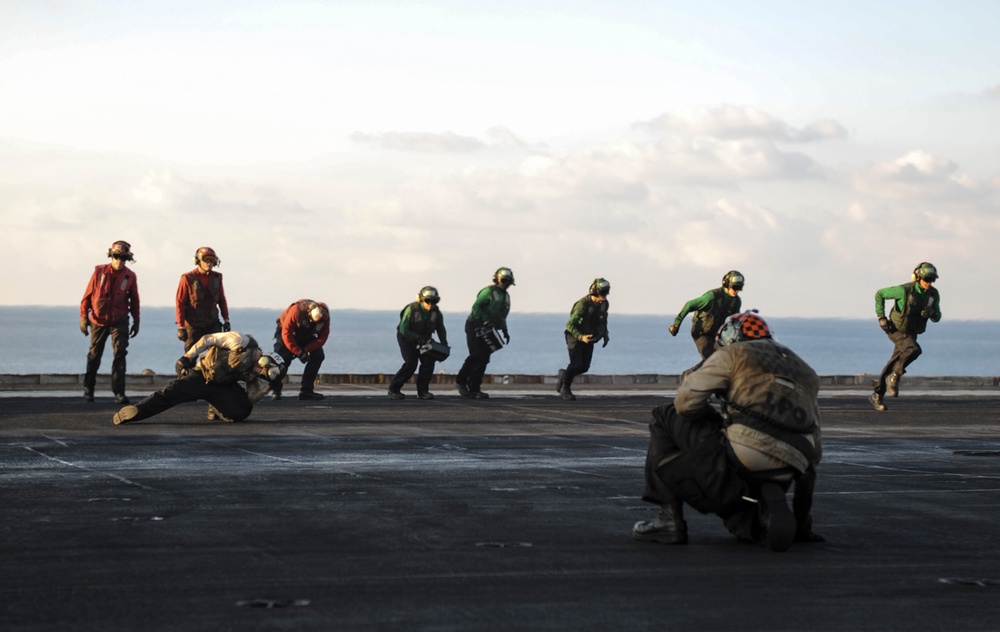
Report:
2,0,998,318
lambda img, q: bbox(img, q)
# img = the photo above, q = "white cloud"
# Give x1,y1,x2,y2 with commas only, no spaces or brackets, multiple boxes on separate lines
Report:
350,131,486,153
639,104,847,143
854,149,989,201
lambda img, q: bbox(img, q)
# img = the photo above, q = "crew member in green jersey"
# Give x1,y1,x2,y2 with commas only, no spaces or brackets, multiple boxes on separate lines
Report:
456,267,514,399
556,278,611,401
388,286,448,400
668,270,744,359
869,262,942,412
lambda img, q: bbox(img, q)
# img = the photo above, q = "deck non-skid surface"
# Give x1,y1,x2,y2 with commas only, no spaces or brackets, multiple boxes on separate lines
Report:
2,389,999,631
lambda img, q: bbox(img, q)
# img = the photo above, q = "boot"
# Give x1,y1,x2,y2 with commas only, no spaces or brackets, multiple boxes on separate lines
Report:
560,387,576,401
759,482,795,552
886,372,901,397
112,405,140,426
556,369,566,393
869,392,887,412
632,502,688,544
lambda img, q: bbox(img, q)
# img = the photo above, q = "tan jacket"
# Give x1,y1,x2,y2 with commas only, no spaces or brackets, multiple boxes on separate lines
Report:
675,339,822,474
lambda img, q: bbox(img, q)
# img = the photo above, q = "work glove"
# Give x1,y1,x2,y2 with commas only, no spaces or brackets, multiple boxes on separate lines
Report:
129,320,140,338
668,324,679,337
878,317,895,334
602,334,610,348
298,351,310,363
80,317,90,336
222,321,231,332
580,334,595,344
176,327,188,341
175,355,195,377
502,330,510,344
919,307,934,319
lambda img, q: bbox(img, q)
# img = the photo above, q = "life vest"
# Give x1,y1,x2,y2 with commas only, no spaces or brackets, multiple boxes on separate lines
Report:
400,301,440,338
692,288,739,337
183,270,223,328
90,265,137,325
890,281,939,335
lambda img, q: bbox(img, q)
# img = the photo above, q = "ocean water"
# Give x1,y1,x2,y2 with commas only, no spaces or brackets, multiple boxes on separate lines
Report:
1,306,996,377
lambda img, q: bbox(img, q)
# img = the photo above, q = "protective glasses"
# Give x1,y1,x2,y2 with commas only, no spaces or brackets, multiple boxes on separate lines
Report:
201,256,218,264
111,253,131,261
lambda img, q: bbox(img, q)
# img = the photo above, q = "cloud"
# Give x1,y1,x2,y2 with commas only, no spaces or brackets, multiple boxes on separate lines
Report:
629,105,847,184
485,126,532,149
984,84,1000,98
638,104,848,143
853,149,989,201
350,130,486,153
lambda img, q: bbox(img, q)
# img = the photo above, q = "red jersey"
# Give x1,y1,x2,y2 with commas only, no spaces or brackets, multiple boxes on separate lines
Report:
175,268,229,328
80,264,140,326
277,300,330,355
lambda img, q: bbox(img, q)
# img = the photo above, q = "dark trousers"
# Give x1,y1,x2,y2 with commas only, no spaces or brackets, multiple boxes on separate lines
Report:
84,321,129,395
182,321,222,352
132,372,253,422
390,333,437,393
874,331,922,396
642,403,726,506
273,336,325,395
563,333,595,387
693,333,716,360
643,403,816,537
456,320,493,392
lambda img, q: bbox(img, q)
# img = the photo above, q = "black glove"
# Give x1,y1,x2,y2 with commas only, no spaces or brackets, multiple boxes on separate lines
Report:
222,321,231,332
80,317,90,336
298,351,310,362
177,327,188,341
668,324,679,337
602,335,610,348
175,355,195,377
878,317,895,333
502,330,510,344
919,308,933,319
129,320,140,338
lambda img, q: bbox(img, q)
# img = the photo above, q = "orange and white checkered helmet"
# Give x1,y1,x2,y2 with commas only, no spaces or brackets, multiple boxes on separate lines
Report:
715,310,772,348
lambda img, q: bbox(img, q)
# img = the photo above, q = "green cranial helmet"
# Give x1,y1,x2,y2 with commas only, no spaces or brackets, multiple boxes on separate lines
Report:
493,267,515,286
589,278,610,297
419,286,441,304
913,262,938,282
722,270,745,291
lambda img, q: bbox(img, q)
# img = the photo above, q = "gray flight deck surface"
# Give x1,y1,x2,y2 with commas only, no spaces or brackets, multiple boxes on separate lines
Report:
2,381,1000,631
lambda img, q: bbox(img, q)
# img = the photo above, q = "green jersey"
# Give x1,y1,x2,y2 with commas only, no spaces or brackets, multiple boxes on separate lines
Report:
468,285,510,334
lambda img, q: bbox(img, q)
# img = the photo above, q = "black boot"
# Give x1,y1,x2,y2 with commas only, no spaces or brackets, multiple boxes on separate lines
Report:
632,502,688,544
759,482,795,552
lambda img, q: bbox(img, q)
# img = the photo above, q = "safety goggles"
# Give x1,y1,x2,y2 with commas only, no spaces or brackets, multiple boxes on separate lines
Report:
111,253,132,261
